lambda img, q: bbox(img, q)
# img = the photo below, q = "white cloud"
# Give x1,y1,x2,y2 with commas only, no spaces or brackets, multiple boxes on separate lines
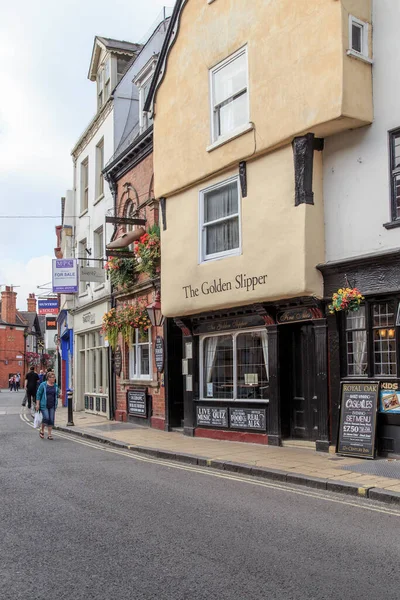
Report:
0,256,53,310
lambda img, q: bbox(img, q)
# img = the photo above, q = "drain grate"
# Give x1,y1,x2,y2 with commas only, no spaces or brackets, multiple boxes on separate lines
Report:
342,460,400,479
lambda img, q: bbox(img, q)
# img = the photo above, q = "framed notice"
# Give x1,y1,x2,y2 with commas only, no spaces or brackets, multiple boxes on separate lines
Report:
380,381,400,413
337,381,379,459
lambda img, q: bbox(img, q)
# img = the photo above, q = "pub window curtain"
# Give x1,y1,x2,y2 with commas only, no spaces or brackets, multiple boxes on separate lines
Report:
205,337,219,384
204,182,239,255
261,330,269,381
349,307,367,376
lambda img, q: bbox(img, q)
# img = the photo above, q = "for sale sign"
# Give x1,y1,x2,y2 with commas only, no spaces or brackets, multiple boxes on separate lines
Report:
52,259,78,294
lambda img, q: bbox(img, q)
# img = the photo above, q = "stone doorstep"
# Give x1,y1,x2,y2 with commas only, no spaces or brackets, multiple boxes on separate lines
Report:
53,425,400,505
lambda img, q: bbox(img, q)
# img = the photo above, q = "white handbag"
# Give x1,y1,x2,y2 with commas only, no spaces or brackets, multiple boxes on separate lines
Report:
33,411,43,429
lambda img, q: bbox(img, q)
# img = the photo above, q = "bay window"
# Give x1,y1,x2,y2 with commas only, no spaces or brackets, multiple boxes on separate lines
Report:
201,329,269,401
129,329,152,380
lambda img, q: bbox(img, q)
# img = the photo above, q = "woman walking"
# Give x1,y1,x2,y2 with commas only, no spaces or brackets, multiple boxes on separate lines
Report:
36,372,60,440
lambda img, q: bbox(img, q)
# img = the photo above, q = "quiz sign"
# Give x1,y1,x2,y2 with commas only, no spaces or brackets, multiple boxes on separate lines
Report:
52,259,78,294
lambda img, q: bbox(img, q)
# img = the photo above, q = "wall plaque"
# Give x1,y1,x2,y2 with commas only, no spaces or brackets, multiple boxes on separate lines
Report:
196,406,228,428
154,336,165,373
229,408,266,430
127,389,147,418
337,381,379,459
114,346,122,376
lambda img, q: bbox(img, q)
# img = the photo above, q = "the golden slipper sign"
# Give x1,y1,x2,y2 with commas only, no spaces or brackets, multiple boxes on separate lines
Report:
183,273,268,299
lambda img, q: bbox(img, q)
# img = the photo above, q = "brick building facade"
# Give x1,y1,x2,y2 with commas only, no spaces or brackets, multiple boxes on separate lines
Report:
0,288,43,388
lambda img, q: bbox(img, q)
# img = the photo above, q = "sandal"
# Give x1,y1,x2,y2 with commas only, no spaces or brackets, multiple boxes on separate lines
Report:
48,435,54,440
39,431,44,439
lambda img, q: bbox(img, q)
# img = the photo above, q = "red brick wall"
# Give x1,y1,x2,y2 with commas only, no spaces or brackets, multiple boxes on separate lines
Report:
0,327,26,388
112,151,166,427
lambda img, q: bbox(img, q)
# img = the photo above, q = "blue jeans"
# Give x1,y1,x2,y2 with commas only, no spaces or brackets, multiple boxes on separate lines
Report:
41,407,55,427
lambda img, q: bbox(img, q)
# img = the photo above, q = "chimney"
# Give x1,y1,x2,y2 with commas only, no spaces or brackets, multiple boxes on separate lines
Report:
27,293,37,313
1,286,17,324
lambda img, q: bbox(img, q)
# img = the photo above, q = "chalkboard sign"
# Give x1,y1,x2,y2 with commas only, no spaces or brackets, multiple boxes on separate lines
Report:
127,389,147,418
337,381,379,459
101,397,107,413
230,408,266,430
196,406,228,428
114,346,122,376
96,397,100,412
154,336,164,373
89,396,94,410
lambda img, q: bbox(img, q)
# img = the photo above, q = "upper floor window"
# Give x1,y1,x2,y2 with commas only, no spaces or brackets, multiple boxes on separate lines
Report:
80,158,89,213
390,129,400,221
210,47,248,143
93,227,105,284
78,239,87,294
96,139,104,200
134,58,157,133
97,60,111,110
348,15,369,60
199,176,241,262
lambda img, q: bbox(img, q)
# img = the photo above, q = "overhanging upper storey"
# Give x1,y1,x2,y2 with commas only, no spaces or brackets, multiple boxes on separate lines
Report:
149,0,373,198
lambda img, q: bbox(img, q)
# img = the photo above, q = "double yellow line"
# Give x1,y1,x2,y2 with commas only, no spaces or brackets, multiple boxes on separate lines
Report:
20,410,400,518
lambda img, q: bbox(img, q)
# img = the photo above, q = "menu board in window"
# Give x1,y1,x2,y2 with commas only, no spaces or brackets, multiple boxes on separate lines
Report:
337,382,379,459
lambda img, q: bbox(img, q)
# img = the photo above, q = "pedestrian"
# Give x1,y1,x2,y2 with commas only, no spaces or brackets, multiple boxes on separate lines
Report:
38,370,44,384
24,367,39,409
12,375,16,392
15,373,21,392
43,367,55,383
9,376,13,392
36,372,60,440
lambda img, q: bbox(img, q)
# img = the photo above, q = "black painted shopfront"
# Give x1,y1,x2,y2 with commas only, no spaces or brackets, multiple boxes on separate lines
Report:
174,300,330,451
318,248,400,457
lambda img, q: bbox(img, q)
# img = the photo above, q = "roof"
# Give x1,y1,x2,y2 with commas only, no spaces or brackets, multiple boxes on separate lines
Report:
97,37,142,53
144,0,186,113
88,36,142,81
19,311,42,335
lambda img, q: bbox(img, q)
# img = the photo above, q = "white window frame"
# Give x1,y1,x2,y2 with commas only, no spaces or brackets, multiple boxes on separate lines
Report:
199,175,241,263
209,46,249,144
129,328,152,381
80,158,89,213
78,238,88,295
95,138,104,201
134,58,157,133
348,15,371,63
199,328,269,403
93,227,105,286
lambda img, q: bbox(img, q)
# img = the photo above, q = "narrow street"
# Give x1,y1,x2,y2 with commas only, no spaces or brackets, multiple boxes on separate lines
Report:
0,390,399,600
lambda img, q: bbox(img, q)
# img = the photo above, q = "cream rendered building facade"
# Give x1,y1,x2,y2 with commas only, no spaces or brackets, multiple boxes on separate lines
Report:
148,0,373,449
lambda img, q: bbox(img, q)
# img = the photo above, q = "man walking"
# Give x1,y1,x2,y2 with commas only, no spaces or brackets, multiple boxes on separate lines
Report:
24,367,39,410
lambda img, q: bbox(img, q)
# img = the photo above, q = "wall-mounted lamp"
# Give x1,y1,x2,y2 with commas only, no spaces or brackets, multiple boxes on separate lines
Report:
388,329,396,339
146,290,164,328
379,329,387,338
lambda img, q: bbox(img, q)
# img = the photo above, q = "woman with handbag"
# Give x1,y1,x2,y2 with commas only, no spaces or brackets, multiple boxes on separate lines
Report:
35,372,60,440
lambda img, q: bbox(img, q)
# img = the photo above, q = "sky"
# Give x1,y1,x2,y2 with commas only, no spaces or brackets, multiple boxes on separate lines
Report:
0,0,172,309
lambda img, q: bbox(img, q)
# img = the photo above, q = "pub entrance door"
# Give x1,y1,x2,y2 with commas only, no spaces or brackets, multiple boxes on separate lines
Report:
280,323,319,441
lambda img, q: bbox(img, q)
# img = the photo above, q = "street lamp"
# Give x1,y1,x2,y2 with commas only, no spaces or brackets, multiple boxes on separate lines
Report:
146,290,165,327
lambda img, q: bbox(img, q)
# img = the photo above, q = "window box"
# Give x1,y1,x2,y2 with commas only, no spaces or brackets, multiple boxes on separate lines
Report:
199,176,241,263
200,329,269,402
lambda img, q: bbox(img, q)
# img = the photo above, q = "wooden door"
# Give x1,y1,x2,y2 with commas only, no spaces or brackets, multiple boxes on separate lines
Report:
290,324,318,440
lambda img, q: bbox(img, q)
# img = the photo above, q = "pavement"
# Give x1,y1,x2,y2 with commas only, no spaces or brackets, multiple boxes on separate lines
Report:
53,405,400,506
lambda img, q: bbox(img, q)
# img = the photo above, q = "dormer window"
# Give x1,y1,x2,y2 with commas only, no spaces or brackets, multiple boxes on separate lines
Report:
97,59,111,110
134,57,158,133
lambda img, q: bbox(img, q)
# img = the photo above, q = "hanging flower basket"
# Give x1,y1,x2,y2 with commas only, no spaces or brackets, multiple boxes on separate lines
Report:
133,224,161,279
102,302,151,350
26,352,40,367
328,287,364,314
105,254,136,289
102,307,119,350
